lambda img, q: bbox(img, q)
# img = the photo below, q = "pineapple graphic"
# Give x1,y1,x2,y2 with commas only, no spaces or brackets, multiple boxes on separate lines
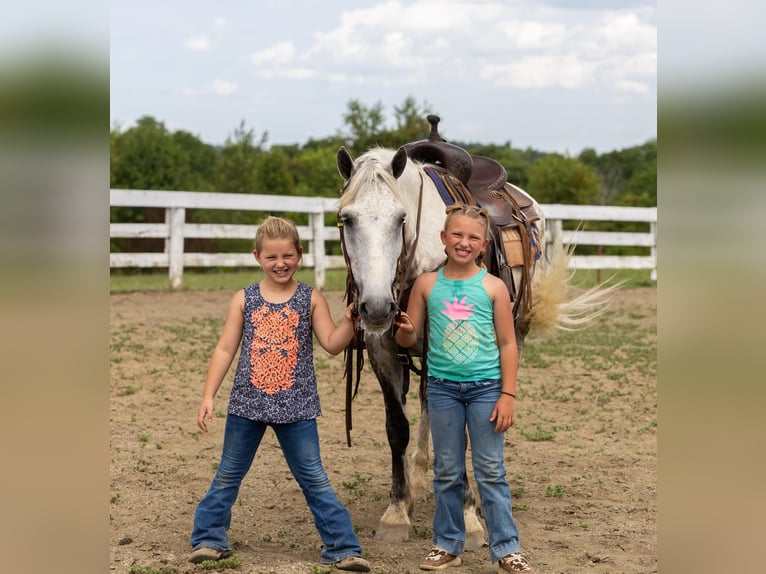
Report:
440,296,479,364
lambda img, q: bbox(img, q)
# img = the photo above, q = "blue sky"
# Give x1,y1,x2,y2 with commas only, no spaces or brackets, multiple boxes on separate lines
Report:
109,0,657,155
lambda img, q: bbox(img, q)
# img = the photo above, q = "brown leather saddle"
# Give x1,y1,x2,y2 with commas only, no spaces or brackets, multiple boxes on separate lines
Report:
403,115,540,317
404,115,539,229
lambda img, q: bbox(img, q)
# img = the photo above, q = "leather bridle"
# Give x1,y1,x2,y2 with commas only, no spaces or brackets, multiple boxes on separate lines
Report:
337,172,425,446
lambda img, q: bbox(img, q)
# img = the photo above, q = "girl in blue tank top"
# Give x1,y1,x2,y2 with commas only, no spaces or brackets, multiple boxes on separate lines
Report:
395,205,534,573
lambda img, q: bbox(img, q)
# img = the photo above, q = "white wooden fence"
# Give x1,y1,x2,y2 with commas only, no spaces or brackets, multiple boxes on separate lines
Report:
110,189,657,290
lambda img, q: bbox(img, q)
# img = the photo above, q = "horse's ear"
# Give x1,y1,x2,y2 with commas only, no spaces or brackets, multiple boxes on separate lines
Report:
391,146,408,179
337,147,354,181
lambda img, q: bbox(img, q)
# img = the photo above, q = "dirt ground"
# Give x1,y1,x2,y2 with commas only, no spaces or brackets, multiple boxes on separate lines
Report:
110,287,656,574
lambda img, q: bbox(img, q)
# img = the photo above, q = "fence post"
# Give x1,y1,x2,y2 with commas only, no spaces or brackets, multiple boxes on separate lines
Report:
167,207,186,290
650,221,657,282
549,219,563,251
310,212,326,290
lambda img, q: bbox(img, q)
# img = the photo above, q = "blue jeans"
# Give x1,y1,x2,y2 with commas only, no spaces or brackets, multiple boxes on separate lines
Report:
191,414,362,564
428,376,521,562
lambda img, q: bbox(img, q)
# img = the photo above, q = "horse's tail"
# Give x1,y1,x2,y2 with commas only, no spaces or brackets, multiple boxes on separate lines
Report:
527,238,620,335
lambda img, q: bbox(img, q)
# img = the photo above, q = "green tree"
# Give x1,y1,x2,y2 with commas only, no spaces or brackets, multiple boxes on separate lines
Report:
619,163,657,206
217,120,266,194
111,116,190,190
294,146,343,199
527,154,599,205
579,140,656,207
171,129,218,192
392,97,432,143
254,148,295,195
341,99,386,153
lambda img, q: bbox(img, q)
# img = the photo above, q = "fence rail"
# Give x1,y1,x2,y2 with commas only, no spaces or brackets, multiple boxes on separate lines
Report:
110,189,657,290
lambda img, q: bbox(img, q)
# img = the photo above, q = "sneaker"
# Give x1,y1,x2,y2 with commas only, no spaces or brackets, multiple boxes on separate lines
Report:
419,547,462,571
497,552,533,572
335,555,371,572
188,547,232,564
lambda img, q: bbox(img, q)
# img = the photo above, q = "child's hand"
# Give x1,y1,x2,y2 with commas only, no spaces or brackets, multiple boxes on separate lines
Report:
394,311,414,334
197,398,215,432
490,396,516,432
344,304,360,324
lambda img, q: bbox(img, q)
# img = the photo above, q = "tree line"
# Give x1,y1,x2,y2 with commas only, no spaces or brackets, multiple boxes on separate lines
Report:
110,96,655,255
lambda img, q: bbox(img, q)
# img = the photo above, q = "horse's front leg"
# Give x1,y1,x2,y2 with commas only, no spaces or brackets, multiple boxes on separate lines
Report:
462,474,485,551
367,336,413,542
408,393,430,503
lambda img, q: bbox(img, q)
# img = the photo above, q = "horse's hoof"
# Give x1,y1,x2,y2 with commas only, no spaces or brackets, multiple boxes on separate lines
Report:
374,522,410,543
463,530,486,551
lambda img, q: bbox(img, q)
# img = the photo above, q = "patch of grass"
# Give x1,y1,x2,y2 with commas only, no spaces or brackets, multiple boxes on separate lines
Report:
130,565,176,574
342,472,373,490
545,484,566,498
117,386,139,396
519,426,556,442
199,553,244,570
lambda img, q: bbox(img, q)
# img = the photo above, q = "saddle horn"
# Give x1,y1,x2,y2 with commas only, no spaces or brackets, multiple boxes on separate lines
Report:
403,115,473,184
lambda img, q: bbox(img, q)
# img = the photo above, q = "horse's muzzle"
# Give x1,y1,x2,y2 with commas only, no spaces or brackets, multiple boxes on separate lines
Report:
358,297,397,331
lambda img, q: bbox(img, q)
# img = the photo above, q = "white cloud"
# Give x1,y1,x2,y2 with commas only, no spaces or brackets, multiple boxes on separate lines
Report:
181,79,238,97
250,41,296,66
483,54,597,89
246,1,654,93
614,80,651,94
211,79,238,96
498,20,568,50
214,17,226,31
601,11,656,50
184,35,211,51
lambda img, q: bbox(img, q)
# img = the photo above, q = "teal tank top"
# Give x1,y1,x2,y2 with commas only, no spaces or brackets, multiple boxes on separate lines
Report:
426,267,501,381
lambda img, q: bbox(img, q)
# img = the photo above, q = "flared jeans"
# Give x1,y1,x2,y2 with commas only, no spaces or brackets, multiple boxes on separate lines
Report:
190,414,362,564
428,376,521,562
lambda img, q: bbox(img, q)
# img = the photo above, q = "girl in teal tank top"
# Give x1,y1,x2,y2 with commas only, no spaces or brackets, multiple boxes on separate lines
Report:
427,266,501,382
395,205,534,572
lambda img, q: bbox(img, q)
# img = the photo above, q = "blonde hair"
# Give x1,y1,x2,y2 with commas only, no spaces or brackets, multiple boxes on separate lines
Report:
254,216,302,255
444,204,491,240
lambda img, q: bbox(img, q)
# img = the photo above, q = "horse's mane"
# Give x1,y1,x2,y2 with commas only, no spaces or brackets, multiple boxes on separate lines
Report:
338,147,405,209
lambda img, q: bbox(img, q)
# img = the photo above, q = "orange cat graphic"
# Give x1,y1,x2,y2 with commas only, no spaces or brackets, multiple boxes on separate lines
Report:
249,304,300,394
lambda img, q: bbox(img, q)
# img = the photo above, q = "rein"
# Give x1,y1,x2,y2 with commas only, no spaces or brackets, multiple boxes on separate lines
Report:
338,172,425,447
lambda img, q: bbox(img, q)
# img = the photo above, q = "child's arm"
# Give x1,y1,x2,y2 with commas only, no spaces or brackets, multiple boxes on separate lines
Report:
197,290,245,432
394,273,432,348
485,275,520,432
310,290,357,356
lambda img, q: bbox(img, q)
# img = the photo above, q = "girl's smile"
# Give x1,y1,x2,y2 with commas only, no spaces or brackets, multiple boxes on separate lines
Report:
255,238,301,285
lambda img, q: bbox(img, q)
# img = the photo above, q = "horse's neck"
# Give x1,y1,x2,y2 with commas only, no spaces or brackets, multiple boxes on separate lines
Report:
403,165,448,276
